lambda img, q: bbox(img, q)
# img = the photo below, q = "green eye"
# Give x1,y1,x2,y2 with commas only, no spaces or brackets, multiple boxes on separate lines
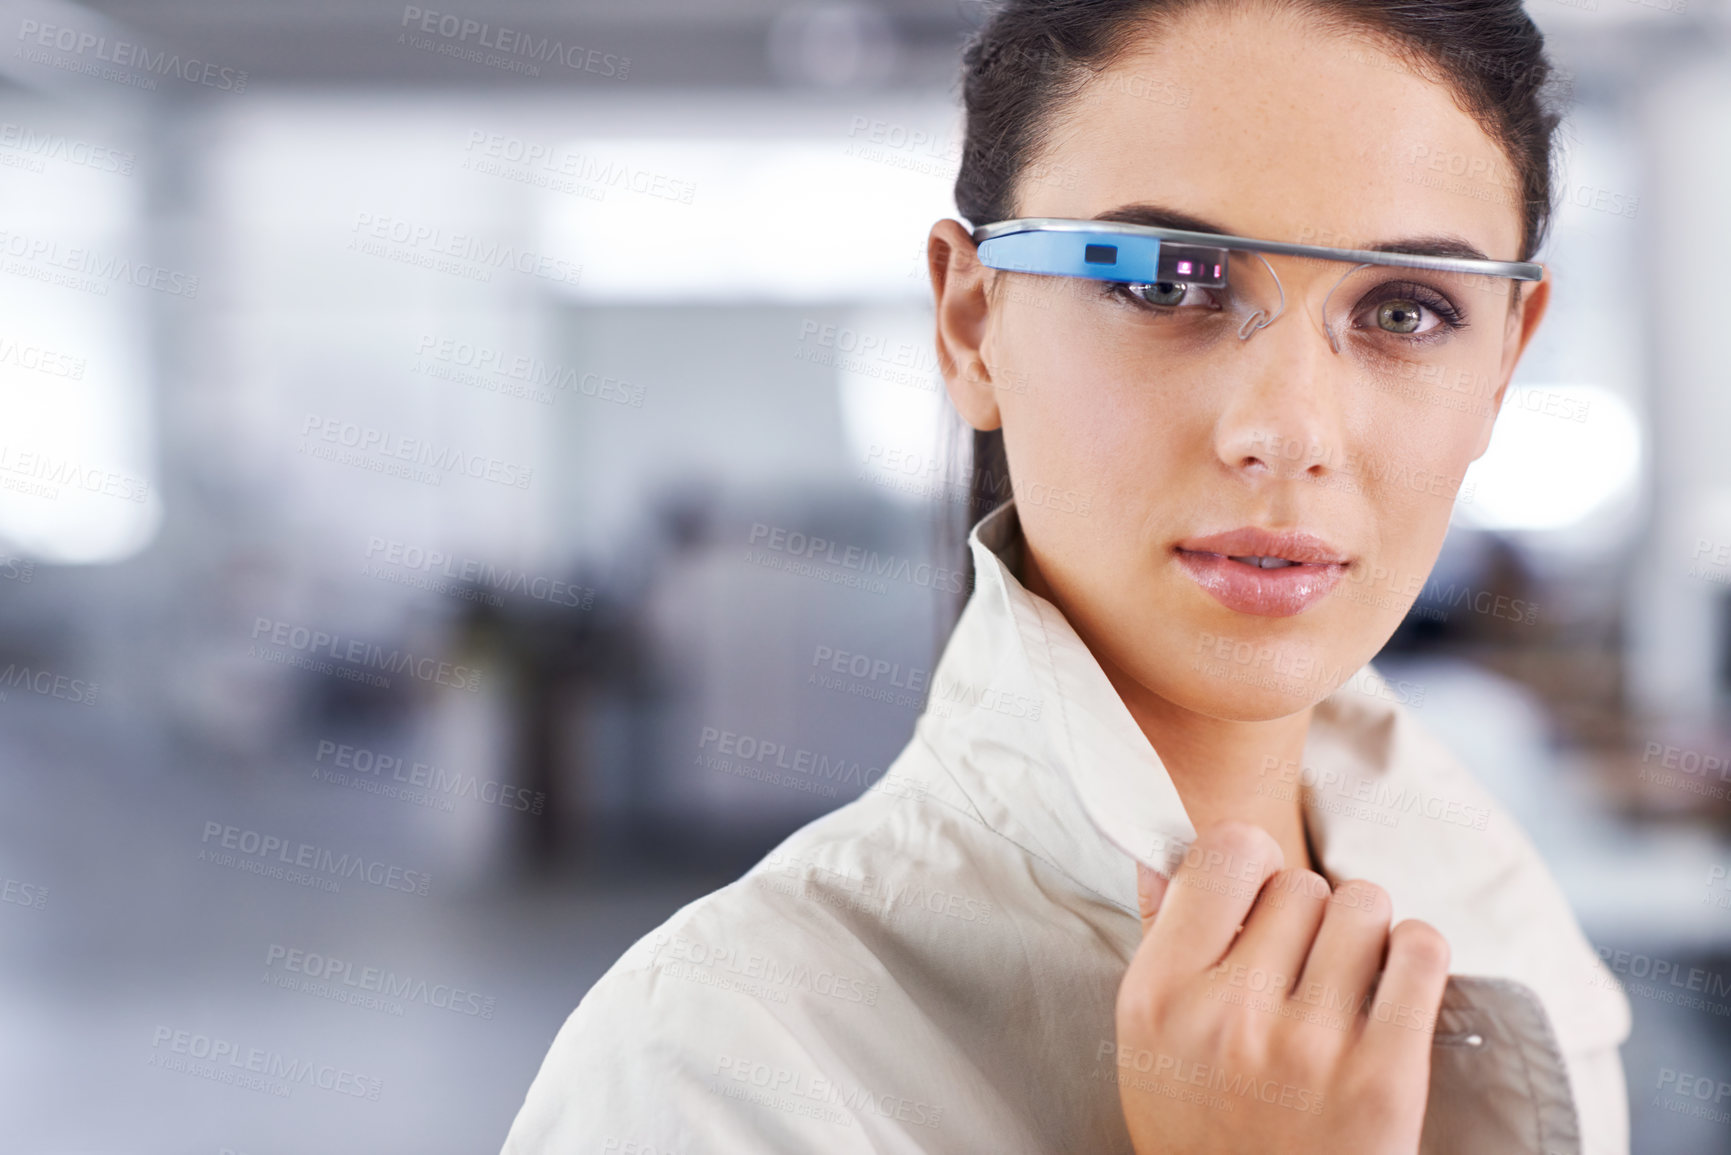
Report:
1376,299,1424,334
1132,281,1190,307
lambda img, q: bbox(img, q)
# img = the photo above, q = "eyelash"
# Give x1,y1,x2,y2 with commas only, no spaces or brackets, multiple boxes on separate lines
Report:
1357,280,1468,337
1101,280,1223,313
1099,278,1470,338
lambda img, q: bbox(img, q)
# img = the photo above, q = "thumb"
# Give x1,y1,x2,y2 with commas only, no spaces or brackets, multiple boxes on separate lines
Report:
1136,862,1170,937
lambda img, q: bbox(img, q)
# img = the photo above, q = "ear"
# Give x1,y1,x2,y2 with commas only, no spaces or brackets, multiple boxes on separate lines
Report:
1469,267,1551,460
928,218,1004,432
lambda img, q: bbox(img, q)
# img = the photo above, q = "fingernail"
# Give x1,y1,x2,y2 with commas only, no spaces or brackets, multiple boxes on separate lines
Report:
1136,862,1166,919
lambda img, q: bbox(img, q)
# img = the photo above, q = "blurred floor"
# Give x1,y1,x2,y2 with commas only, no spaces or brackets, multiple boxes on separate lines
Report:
0,689,734,1155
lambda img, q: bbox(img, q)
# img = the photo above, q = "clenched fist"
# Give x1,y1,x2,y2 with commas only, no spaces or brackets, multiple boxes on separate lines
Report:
1112,821,1450,1154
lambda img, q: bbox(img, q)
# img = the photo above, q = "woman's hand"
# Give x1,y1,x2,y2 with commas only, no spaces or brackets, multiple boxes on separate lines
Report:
1113,821,1450,1155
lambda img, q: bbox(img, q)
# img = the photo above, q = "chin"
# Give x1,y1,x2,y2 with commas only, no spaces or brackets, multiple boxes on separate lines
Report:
1158,618,1358,720
1161,672,1334,725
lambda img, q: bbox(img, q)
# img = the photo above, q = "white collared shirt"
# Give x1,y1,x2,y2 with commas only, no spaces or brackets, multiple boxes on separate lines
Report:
502,499,1631,1154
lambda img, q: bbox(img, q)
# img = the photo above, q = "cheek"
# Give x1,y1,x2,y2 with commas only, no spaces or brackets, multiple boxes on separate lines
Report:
995,328,1200,535
997,299,1212,469
1357,413,1483,574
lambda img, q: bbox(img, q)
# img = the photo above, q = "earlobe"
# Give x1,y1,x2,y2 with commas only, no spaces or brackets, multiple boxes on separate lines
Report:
929,218,1004,432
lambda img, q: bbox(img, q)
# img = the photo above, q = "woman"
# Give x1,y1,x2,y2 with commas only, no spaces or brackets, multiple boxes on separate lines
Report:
503,1,1631,1151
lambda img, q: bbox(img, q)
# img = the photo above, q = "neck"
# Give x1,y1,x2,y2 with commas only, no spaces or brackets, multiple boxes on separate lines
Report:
1022,547,1316,876
1102,656,1317,876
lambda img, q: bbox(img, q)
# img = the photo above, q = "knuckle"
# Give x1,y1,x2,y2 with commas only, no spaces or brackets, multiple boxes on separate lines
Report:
1193,820,1278,873
1257,867,1329,911
1274,1027,1337,1080
1116,960,1184,1029
1329,878,1391,919
1115,985,1163,1032
1390,919,1451,973
1338,1068,1405,1121
1213,1008,1271,1069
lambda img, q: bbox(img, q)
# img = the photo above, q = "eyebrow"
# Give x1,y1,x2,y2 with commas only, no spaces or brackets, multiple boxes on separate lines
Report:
1092,203,1495,262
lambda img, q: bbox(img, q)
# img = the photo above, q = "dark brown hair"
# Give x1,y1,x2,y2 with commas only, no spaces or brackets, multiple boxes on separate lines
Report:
946,0,1568,605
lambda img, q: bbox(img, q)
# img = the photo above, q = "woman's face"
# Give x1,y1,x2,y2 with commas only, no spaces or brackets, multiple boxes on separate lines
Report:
934,4,1549,723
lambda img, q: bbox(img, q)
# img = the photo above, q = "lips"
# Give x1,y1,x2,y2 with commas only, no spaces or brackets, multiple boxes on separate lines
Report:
1173,528,1349,617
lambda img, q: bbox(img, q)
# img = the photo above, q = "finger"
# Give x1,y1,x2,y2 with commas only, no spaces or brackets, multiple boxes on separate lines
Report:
1136,862,1170,937
1218,868,1331,996
1292,879,1392,1031
1139,821,1284,978
1359,919,1451,1068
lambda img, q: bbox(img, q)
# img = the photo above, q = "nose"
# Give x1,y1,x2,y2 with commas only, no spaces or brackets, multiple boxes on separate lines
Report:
1211,307,1349,484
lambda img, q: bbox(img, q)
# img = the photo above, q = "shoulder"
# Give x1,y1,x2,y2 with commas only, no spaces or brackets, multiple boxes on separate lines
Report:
499,760,1056,1155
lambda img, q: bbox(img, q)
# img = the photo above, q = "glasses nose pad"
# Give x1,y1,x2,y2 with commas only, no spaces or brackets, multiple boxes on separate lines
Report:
1320,262,1375,355
1235,252,1286,342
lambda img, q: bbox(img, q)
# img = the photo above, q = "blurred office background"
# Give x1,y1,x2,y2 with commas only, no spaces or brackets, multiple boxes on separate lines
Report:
0,0,1725,1150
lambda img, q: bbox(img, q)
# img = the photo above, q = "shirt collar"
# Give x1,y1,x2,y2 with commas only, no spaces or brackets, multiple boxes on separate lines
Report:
916,498,1628,1054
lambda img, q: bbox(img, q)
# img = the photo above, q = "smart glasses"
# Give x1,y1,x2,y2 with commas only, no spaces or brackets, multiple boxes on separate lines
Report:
972,217,1542,403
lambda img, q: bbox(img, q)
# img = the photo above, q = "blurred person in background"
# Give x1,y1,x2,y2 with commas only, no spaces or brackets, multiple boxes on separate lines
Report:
502,1,1629,1151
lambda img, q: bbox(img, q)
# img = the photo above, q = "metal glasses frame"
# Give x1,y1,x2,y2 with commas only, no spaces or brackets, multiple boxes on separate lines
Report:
970,216,1541,344
970,217,1544,282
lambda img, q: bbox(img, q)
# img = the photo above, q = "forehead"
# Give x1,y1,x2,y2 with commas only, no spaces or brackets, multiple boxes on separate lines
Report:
1020,7,1525,262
